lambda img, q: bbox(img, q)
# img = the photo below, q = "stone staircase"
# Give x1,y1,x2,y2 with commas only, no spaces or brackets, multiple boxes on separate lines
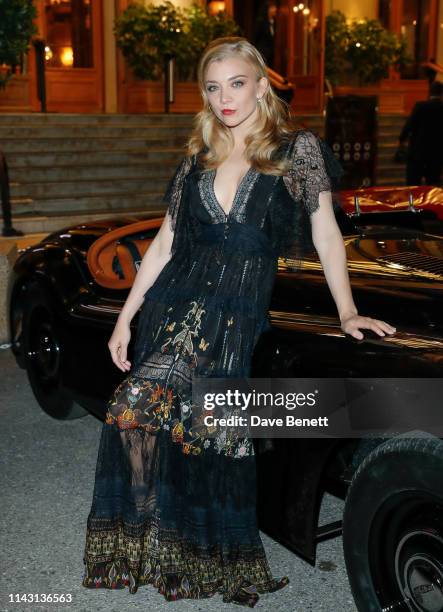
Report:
0,113,195,233
291,113,407,187
377,114,407,187
300,113,408,187
0,112,406,234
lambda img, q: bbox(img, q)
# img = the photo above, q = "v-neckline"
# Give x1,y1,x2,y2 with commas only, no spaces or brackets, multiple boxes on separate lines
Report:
209,166,254,219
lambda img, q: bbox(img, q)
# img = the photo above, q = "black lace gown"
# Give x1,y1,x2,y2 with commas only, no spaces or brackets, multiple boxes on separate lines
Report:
81,130,343,607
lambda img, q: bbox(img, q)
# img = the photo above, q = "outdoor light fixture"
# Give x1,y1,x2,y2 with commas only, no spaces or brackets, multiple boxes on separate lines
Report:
293,3,310,16
207,1,226,15
60,47,74,67
44,46,53,61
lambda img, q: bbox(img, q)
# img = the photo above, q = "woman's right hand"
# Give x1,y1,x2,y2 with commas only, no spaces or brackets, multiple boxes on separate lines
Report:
108,319,132,372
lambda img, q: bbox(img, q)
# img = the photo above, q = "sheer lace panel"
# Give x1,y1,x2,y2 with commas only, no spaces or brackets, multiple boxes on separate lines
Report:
197,166,261,223
162,155,194,232
283,130,341,216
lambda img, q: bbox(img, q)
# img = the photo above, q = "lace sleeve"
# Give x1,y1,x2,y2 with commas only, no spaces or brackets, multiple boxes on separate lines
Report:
162,155,193,232
282,130,344,215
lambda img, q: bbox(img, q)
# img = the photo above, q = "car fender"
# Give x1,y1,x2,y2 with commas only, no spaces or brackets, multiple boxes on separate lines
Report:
9,243,92,364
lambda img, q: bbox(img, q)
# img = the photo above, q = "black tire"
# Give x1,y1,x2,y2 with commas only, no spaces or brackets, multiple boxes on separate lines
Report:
342,432,443,612
22,282,87,420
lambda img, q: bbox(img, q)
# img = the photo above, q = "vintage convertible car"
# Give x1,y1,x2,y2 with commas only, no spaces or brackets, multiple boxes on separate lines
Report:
7,200,443,612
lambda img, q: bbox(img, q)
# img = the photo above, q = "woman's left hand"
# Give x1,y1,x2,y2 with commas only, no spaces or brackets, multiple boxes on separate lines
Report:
341,314,396,340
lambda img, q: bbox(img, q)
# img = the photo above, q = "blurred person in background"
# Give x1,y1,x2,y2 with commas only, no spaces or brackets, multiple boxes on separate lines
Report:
399,80,443,186
253,1,277,69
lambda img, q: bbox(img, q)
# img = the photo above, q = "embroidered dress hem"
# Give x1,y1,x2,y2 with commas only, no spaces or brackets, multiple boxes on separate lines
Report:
82,518,289,608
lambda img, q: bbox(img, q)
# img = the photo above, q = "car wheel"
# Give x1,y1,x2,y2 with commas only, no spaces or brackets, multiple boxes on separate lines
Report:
342,432,443,612
22,282,87,420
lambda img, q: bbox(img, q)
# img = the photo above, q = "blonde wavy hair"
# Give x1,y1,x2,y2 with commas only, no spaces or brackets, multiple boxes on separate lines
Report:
186,36,298,175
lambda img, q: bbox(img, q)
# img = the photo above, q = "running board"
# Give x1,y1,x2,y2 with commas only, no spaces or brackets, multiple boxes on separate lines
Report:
315,520,343,542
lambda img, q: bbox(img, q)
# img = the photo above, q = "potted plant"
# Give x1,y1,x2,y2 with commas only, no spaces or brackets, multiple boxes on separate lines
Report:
114,1,185,81
175,3,239,81
0,0,37,89
325,10,409,87
115,1,240,82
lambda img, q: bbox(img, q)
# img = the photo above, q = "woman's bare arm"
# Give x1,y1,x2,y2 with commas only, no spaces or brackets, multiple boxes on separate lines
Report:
118,213,174,326
108,213,175,371
311,192,396,340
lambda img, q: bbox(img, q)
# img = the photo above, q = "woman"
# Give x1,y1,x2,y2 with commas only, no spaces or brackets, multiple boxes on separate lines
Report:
81,37,396,607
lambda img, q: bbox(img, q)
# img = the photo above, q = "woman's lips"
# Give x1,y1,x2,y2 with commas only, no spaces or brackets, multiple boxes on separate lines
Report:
222,109,236,115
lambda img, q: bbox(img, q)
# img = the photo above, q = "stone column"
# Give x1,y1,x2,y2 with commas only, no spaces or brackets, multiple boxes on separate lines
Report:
0,242,18,344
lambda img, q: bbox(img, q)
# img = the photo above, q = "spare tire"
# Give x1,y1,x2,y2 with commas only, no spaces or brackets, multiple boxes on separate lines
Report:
342,432,443,612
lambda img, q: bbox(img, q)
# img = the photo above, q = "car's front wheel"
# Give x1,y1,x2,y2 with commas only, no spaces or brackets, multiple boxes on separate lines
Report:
342,432,443,612
22,282,87,420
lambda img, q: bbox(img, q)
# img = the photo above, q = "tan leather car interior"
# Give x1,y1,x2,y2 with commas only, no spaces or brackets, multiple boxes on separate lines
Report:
86,219,162,289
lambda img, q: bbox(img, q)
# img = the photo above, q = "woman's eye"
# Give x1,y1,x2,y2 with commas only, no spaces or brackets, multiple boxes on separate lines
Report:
206,81,244,93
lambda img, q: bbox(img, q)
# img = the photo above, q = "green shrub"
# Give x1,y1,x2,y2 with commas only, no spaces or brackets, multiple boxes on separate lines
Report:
325,10,410,86
114,1,240,82
0,0,37,89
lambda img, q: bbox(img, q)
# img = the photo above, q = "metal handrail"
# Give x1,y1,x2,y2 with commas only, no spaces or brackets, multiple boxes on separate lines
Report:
164,54,175,113
32,38,47,113
0,152,23,236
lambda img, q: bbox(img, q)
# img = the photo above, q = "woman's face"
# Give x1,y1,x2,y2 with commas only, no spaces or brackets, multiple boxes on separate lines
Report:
204,55,268,129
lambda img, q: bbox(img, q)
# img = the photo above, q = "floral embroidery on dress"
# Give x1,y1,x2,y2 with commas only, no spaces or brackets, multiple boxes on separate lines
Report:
160,300,205,365
105,300,253,459
105,374,254,459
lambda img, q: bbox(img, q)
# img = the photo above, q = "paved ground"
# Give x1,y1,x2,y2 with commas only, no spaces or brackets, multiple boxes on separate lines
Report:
0,347,357,612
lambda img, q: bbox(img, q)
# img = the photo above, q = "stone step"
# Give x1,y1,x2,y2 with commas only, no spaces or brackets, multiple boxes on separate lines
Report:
8,190,166,216
0,112,196,125
0,125,195,139
378,125,407,129
8,162,178,182
378,141,400,151
379,137,404,144
379,113,406,118
296,116,324,126
378,159,403,168
377,164,406,178
378,114,407,121
1,135,190,153
378,144,400,155
378,129,403,138
5,148,185,168
10,176,170,199
1,207,166,234
376,176,407,186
